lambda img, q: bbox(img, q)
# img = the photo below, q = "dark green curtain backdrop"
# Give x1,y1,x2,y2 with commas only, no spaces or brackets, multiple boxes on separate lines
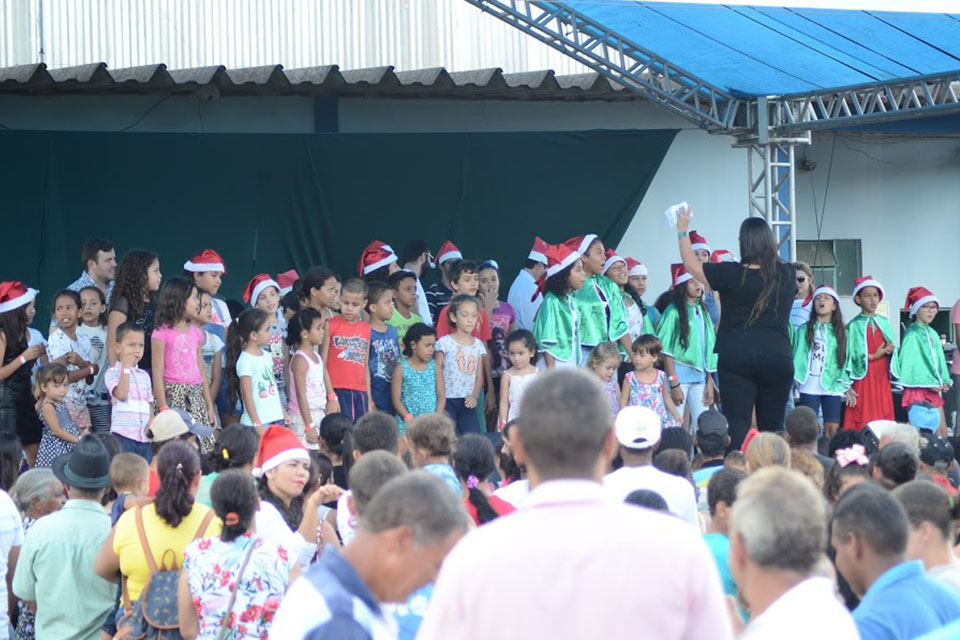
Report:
0,129,676,317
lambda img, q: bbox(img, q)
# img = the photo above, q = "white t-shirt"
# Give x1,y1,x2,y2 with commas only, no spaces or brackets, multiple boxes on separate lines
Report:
77,324,109,406
254,500,315,568
435,335,487,399
336,491,358,546
26,328,46,385
236,351,284,425
0,491,24,639
493,479,530,508
603,465,699,527
740,576,858,640
929,561,960,596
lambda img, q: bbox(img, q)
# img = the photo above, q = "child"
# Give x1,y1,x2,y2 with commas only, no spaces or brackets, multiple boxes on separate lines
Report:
226,309,287,433
406,413,461,495
46,289,96,432
843,276,897,431
498,329,539,426
569,234,630,362
151,277,217,452
243,274,288,406
392,323,442,434
287,308,328,449
0,281,46,467
182,249,231,339
322,278,373,422
533,242,587,368
300,266,341,322
194,291,224,406
106,250,162,371
620,335,682,428
358,240,400,285
387,270,424,343
426,241,462,322
587,341,621,423
435,295,487,435
478,259,517,380
108,452,150,522
78,285,111,432
366,282,401,415
34,363,81,467
657,265,717,429
625,258,658,335
792,286,853,440
105,322,155,460
606,252,654,344
24,296,49,386
893,287,952,435
453,433,517,525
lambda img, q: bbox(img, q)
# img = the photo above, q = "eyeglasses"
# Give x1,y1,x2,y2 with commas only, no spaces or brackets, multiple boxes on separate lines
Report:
796,276,807,283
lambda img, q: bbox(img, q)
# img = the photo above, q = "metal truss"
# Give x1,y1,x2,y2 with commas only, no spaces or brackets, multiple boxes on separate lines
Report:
460,0,746,131
769,72,960,133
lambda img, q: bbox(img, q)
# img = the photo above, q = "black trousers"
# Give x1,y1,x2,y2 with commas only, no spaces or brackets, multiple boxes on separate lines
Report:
717,352,794,451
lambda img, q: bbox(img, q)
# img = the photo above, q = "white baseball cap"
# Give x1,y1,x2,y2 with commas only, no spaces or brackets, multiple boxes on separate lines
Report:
614,406,662,449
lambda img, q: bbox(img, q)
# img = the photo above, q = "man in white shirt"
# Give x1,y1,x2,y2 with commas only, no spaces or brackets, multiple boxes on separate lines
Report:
401,240,434,326
729,467,858,639
0,489,23,640
603,406,699,527
506,237,548,330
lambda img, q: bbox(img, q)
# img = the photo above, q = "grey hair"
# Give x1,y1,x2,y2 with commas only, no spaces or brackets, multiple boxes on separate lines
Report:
349,451,409,516
882,423,920,454
11,468,61,512
517,369,611,481
729,467,826,573
360,471,469,546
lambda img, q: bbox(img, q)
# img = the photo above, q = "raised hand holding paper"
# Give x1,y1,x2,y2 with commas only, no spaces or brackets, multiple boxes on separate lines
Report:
664,201,691,227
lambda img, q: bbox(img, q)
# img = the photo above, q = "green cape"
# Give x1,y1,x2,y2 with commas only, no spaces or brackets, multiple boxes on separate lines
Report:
845,313,896,382
533,291,581,364
892,322,950,389
792,321,850,393
656,302,717,373
574,274,628,347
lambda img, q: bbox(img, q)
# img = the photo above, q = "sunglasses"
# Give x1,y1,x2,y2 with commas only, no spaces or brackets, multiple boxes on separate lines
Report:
796,276,807,283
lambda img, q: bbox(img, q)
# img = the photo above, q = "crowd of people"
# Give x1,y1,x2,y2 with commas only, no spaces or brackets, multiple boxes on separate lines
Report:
0,206,956,639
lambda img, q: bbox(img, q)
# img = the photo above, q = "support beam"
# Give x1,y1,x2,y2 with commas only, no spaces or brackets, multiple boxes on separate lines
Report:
461,0,746,131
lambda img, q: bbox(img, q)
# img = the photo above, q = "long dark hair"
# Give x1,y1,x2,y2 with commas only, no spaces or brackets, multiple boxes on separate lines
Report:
257,474,304,531
453,434,500,525
154,441,200,528
0,305,28,359
208,424,259,472
319,413,355,484
623,281,646,315
807,298,847,369
211,470,258,542
299,266,340,304
113,250,158,319
285,308,323,348
738,218,781,326
225,309,271,407
669,282,705,351
543,263,575,299
154,277,197,329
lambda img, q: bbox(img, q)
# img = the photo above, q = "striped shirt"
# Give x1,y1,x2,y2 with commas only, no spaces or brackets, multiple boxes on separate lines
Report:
105,363,153,442
0,491,24,640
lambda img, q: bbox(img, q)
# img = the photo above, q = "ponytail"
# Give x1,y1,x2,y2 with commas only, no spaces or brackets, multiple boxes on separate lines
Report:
210,469,258,542
453,434,503,525
154,441,200,528
319,413,355,484
467,485,500,525
226,309,270,407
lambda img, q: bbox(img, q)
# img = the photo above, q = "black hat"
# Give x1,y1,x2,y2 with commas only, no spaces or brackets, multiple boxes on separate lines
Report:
920,435,954,469
52,435,112,490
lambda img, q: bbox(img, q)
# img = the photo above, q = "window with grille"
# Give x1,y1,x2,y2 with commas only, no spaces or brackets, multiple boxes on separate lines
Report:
796,239,862,296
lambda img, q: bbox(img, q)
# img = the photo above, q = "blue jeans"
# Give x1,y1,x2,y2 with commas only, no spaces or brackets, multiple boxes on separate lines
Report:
445,398,481,436
335,389,369,423
115,433,153,462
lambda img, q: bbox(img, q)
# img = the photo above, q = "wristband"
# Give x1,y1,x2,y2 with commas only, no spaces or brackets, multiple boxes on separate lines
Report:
671,384,680,389
121,368,130,375
678,231,689,238
159,405,169,412
18,355,26,366
89,366,96,376
404,414,413,422
254,421,263,428
668,374,678,383
305,422,314,431
327,393,337,402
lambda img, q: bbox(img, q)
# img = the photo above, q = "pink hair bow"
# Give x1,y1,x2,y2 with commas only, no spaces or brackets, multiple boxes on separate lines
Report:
836,444,869,468
466,475,480,489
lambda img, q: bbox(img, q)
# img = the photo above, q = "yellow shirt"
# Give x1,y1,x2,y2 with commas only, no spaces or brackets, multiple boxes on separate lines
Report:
114,502,221,601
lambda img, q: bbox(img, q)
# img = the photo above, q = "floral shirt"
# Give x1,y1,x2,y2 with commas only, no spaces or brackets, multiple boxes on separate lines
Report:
183,533,296,640
46,329,94,416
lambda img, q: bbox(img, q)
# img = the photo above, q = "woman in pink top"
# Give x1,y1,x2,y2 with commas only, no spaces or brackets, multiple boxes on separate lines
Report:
151,277,216,452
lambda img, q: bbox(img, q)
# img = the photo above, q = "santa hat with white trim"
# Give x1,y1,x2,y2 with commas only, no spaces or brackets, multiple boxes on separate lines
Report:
565,234,599,256
242,273,280,305
183,249,226,274
852,275,884,301
531,242,580,302
625,258,647,277
671,264,693,287
812,285,840,305
434,241,462,267
904,286,939,317
689,231,711,254
252,425,310,478
276,269,300,295
710,249,737,264
528,236,549,265
0,282,38,314
358,241,398,276
602,249,626,275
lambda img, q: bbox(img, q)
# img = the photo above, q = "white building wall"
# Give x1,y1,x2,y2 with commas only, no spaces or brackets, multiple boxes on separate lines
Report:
0,0,589,74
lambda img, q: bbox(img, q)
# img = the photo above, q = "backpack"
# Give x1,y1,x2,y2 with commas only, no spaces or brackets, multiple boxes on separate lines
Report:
114,505,215,640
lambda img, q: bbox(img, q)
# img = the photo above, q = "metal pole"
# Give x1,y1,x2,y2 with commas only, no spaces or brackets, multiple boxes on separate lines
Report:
38,0,45,64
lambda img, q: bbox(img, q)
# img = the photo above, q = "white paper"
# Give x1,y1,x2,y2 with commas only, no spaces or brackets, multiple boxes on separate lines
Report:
664,201,691,227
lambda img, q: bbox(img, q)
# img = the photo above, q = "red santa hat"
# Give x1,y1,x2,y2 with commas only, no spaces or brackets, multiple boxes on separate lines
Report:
565,234,599,256
671,264,693,287
812,285,840,305
852,275,884,301
0,281,38,314
434,241,462,267
358,241,398,276
242,273,280,305
904,286,939,317
710,249,737,264
625,258,647,277
528,236,549,265
689,230,711,254
252,425,310,477
183,249,226,274
276,269,300,295
602,249,626,275
532,242,581,301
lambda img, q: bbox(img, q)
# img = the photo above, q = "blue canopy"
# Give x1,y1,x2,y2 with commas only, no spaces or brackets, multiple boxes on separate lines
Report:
560,2,960,96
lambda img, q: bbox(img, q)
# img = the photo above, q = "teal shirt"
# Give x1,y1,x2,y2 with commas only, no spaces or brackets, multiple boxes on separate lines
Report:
703,532,737,597
13,499,116,640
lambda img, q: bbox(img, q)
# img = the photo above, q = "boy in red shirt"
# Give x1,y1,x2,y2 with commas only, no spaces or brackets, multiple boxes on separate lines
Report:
322,279,373,422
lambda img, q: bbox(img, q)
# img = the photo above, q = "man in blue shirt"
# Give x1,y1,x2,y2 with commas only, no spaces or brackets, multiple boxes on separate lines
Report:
832,483,960,640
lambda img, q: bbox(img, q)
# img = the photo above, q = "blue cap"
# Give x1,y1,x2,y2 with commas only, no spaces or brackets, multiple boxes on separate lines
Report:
908,403,941,433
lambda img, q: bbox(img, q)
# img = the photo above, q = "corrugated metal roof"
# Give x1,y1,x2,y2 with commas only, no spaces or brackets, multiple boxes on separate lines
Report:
0,62,637,102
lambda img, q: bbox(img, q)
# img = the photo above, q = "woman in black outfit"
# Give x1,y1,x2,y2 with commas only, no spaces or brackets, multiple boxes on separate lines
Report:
677,209,796,450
